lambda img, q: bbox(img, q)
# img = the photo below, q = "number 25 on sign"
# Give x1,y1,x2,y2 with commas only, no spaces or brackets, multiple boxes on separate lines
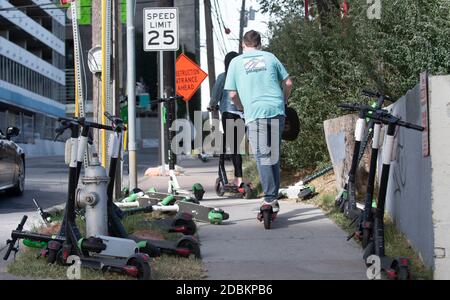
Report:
143,7,179,52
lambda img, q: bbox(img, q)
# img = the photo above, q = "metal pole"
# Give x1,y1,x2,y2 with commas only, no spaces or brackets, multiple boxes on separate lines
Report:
204,0,216,91
159,51,166,175
127,0,138,190
238,0,246,54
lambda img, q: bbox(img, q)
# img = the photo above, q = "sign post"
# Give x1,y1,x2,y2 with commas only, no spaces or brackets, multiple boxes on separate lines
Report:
144,7,179,174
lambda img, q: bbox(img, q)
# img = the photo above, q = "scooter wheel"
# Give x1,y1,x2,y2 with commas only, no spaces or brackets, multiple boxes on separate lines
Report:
140,242,161,258
215,178,225,197
396,266,410,281
363,242,375,267
263,210,272,230
174,218,197,236
177,239,201,259
127,256,151,280
47,249,58,264
243,184,253,200
193,184,205,201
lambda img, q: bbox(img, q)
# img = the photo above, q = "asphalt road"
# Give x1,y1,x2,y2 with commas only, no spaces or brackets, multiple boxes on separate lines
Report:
0,150,159,279
0,156,68,278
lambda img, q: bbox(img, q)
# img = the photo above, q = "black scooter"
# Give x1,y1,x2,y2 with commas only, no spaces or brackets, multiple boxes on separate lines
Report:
340,103,424,280
336,91,394,221
207,106,253,199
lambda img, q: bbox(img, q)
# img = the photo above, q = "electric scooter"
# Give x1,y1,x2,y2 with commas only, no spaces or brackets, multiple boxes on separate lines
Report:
215,155,253,199
340,103,424,280
206,105,254,199
102,113,201,259
117,192,230,225
4,118,151,280
342,108,383,248
162,96,205,201
336,91,394,221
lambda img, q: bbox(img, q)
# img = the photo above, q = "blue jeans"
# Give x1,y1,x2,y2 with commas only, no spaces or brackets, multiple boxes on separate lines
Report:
247,116,285,203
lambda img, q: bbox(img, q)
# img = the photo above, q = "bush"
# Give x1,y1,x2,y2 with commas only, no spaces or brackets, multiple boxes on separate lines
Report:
264,0,450,171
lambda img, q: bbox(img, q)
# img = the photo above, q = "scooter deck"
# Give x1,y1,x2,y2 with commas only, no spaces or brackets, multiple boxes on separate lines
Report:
145,192,190,202
130,235,201,259
144,213,197,235
177,201,229,223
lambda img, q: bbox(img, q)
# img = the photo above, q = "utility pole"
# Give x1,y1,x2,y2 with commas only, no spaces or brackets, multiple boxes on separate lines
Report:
92,1,101,149
112,0,122,199
127,0,138,190
204,0,216,91
158,0,176,171
238,0,246,54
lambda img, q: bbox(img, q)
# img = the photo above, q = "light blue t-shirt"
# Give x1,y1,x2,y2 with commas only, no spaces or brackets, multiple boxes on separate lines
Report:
224,50,289,124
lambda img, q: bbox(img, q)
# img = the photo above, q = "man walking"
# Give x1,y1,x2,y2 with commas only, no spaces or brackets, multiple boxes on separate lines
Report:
224,30,293,214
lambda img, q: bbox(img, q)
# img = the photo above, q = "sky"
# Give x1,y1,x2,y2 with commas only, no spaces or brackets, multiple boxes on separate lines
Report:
199,0,270,110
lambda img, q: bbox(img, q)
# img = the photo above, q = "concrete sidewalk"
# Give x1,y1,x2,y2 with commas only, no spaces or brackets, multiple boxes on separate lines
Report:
139,157,367,280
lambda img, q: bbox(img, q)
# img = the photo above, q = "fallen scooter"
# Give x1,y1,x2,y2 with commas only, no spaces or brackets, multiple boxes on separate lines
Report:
162,96,205,201
4,118,151,280
102,113,201,259
118,193,230,225
340,103,424,280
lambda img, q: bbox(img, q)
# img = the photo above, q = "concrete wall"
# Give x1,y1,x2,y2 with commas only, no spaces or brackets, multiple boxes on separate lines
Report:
428,76,450,279
383,84,434,269
18,139,65,158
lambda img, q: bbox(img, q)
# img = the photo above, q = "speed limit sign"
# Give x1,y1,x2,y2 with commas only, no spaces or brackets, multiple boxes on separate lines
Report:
143,7,179,52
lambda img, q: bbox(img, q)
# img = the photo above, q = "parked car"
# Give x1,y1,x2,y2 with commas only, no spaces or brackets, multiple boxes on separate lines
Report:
0,127,25,196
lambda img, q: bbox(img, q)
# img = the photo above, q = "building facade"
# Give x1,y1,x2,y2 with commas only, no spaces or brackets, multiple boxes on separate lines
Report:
0,0,66,152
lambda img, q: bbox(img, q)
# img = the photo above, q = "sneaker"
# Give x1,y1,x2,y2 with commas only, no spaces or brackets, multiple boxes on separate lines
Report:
260,200,280,213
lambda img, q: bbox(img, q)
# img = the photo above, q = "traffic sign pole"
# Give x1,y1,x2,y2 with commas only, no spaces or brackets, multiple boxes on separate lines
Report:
143,7,179,175
127,0,138,190
159,51,166,175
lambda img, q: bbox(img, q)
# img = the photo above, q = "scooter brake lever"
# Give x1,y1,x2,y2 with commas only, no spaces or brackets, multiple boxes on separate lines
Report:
347,232,356,241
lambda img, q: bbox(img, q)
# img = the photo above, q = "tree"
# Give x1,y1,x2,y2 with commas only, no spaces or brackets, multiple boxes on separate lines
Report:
264,0,450,171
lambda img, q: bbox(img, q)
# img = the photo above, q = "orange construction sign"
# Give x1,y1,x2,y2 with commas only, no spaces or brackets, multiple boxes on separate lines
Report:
176,53,208,102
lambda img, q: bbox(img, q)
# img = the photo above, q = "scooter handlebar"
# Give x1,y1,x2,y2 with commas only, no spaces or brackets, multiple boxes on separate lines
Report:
338,103,358,111
104,112,127,131
397,120,425,132
207,105,219,112
3,216,28,261
155,95,184,103
362,90,394,103
365,113,425,132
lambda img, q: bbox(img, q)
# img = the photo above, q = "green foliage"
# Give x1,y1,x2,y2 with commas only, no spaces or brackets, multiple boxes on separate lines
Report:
264,0,450,170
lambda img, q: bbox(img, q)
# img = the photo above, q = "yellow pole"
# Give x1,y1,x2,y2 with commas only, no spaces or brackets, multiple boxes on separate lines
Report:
73,2,79,118
101,0,107,167
74,65,79,118
124,130,128,151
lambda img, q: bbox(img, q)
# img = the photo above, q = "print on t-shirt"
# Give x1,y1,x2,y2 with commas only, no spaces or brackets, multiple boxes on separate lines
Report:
243,56,267,75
